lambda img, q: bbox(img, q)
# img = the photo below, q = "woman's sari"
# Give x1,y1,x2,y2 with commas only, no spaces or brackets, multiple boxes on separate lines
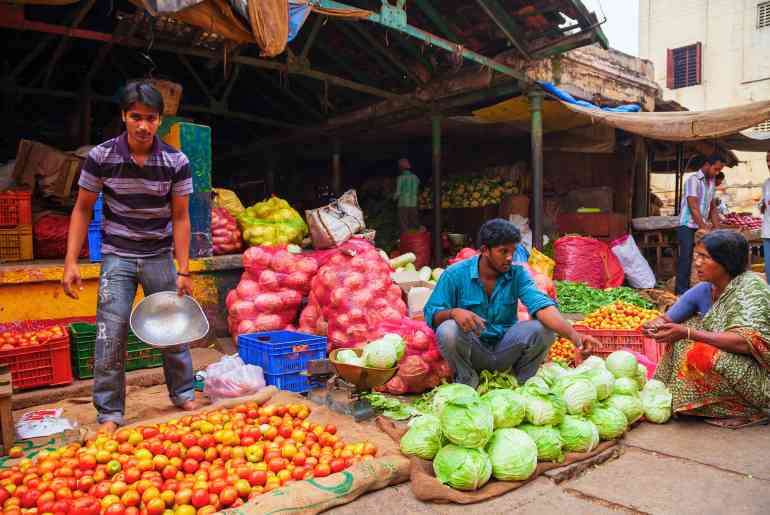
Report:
654,272,770,421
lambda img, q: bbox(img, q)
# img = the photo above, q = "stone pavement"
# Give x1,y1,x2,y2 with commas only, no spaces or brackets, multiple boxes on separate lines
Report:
330,418,770,514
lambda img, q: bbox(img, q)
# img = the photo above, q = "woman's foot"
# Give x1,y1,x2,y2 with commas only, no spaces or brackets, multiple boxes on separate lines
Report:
179,399,202,411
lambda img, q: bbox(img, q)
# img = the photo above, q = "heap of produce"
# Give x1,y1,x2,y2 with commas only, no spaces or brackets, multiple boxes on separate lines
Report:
335,334,405,369
547,338,577,366
418,176,517,209
211,207,242,255
0,324,67,350
398,351,672,491
0,402,377,515
579,302,660,330
555,282,655,314
227,246,317,337
721,212,761,230
389,252,443,285
237,197,308,247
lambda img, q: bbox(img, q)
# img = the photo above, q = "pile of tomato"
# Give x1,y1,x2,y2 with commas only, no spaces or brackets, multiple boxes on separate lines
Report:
0,402,377,515
579,302,660,330
547,338,577,365
0,325,66,351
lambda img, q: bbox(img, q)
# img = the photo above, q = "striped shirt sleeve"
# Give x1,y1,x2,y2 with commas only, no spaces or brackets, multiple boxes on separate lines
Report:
683,174,700,199
77,147,104,193
171,153,193,196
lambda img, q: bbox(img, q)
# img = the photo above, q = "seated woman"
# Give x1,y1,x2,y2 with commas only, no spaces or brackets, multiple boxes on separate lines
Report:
643,281,714,330
648,230,770,428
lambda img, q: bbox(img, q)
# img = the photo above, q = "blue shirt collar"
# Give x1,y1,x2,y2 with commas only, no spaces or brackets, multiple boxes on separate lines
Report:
468,255,514,282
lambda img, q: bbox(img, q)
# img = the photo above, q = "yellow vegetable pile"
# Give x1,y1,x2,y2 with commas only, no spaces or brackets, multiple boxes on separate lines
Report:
580,302,661,330
237,197,308,247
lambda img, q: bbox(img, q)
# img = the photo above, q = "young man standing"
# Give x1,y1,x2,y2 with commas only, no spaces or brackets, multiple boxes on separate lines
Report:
675,155,724,294
424,219,598,388
62,82,199,433
393,158,420,233
760,152,770,283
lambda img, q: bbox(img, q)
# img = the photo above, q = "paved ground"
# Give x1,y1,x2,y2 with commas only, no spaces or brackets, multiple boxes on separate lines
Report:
329,418,770,514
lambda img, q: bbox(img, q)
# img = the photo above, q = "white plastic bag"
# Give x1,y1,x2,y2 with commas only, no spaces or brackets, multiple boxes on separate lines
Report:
203,355,266,402
611,235,656,288
509,214,548,251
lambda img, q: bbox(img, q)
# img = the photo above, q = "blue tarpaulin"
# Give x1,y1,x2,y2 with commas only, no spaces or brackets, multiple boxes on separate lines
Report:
538,81,641,113
288,1,311,42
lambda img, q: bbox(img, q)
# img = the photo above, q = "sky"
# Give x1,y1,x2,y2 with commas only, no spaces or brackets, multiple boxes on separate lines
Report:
579,0,640,56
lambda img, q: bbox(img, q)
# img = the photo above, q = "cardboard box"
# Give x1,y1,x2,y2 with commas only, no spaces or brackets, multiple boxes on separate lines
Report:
13,140,83,202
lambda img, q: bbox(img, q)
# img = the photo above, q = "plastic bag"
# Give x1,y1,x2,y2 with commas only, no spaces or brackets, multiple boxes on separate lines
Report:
203,355,265,402
553,236,624,289
514,262,557,321
528,247,555,278
213,188,245,217
611,235,656,288
238,196,308,247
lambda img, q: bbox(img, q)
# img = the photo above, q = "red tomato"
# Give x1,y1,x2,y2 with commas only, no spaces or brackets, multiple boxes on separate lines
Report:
329,459,346,474
70,495,101,515
313,464,331,477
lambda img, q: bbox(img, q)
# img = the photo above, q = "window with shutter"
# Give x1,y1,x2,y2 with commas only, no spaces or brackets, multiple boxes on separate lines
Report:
758,2,770,29
667,43,702,89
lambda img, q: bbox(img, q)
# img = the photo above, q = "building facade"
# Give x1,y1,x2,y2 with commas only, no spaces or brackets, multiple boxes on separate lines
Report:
639,0,770,213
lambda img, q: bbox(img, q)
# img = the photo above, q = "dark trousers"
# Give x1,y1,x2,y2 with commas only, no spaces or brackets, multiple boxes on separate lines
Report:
398,206,419,233
675,225,697,295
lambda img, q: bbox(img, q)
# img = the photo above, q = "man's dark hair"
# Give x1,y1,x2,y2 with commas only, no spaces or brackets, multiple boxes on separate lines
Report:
701,229,748,278
478,218,521,249
705,154,723,165
120,81,164,115
715,172,725,182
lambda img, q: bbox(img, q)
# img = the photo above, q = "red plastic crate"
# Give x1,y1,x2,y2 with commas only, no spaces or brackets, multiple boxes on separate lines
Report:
0,190,32,227
572,327,665,364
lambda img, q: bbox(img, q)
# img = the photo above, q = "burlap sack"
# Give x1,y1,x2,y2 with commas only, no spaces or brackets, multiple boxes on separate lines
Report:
377,417,617,504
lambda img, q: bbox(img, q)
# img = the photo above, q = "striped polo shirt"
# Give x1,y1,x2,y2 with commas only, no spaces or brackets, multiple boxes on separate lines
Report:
679,170,715,230
78,132,193,257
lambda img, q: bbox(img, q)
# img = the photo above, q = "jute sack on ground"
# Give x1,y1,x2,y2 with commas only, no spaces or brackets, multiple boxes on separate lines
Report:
377,417,617,504
122,388,410,515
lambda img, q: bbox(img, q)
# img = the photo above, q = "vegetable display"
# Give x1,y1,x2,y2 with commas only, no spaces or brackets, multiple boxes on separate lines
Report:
0,402,377,514
439,397,495,448
400,415,445,460
639,380,673,424
518,424,564,463
547,338,577,366
433,445,493,491
477,369,518,396
722,212,761,230
558,415,600,453
555,282,655,314
481,389,526,429
211,207,242,255
431,383,479,415
0,324,66,349
485,428,538,481
418,175,517,209
237,196,307,247
578,302,661,330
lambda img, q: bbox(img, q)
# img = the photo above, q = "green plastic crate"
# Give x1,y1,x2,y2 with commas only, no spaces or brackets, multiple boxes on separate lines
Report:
68,322,163,379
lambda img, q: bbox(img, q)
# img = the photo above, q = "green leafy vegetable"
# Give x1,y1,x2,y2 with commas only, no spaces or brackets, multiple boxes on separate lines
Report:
477,369,518,396
361,393,416,420
555,282,655,314
440,396,494,448
485,428,538,481
481,389,526,429
558,415,600,453
400,415,445,460
519,424,564,462
431,383,479,415
433,445,492,491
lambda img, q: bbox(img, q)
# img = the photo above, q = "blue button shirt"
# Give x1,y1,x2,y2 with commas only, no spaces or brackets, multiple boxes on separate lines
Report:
424,256,557,345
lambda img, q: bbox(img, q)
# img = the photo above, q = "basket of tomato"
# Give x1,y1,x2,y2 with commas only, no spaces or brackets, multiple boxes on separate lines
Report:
0,322,73,389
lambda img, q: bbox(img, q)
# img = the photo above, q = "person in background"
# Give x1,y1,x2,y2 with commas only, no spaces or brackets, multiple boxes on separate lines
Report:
760,152,770,283
714,172,729,216
393,158,420,233
649,230,770,429
675,155,724,295
62,82,199,433
424,219,599,388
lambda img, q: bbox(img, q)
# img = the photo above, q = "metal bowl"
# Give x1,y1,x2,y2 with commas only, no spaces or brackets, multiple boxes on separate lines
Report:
130,292,209,349
329,348,398,390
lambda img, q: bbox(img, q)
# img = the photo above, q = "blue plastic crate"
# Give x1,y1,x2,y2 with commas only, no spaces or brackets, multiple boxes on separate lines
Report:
238,331,327,375
92,194,103,223
87,222,101,262
264,371,312,393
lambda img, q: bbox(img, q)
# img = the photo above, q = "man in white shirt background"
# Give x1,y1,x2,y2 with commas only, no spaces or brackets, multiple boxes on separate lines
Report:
760,152,770,283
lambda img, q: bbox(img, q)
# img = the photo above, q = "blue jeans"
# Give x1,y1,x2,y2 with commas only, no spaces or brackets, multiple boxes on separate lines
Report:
764,239,770,284
94,253,195,425
675,226,697,295
435,320,554,388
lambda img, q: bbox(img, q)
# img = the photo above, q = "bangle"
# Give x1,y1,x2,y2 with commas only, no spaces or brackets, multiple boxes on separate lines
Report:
687,327,692,340
177,272,190,277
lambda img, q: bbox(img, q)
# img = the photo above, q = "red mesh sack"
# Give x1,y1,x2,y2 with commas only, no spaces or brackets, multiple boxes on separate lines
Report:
511,262,557,320
400,229,431,269
553,236,624,289
447,247,478,266
34,213,87,259
212,207,242,255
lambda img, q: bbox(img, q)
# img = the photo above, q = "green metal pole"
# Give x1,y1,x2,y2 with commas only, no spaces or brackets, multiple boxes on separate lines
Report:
529,90,544,250
432,115,443,265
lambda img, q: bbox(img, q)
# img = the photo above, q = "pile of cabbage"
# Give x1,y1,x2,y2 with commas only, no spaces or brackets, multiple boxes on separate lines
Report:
335,334,406,369
398,351,673,491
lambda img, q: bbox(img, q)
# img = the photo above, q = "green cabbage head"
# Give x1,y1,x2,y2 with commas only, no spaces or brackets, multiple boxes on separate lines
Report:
440,396,494,448
433,445,492,491
523,392,566,426
635,363,648,389
519,424,564,462
536,362,568,386
335,349,363,366
585,367,615,401
481,389,526,429
362,339,397,368
590,405,628,440
431,383,479,415
523,376,550,395
606,394,644,424
558,415,600,453
640,384,673,424
578,355,607,371
553,376,597,415
485,428,538,481
606,350,638,378
613,376,640,396
399,414,444,460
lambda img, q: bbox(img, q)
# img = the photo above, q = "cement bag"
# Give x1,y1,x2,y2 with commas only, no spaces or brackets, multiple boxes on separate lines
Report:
554,236,624,289
611,235,656,288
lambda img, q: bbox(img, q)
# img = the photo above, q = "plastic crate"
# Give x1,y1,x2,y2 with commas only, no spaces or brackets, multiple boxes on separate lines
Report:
0,189,32,227
88,222,101,262
238,331,327,375
92,194,103,223
189,191,212,233
68,323,163,379
573,327,665,364
0,336,73,390
264,371,312,393
0,225,33,261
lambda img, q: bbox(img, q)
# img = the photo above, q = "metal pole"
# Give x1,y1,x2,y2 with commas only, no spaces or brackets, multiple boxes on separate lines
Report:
529,90,544,250
332,139,342,195
431,115,443,265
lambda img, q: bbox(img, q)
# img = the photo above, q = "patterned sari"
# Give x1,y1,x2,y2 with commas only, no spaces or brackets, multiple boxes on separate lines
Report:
654,272,770,421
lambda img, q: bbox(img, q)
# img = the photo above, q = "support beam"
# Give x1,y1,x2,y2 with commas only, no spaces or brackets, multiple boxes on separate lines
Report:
348,22,424,84
300,15,325,60
262,73,324,121
43,0,97,88
178,55,217,105
314,41,376,86
413,0,460,42
431,115,443,266
474,0,531,59
85,20,141,87
529,90,544,250
335,22,402,80
220,64,240,106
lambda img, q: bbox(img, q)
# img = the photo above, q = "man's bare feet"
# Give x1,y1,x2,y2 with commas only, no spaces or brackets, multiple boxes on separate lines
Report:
97,421,118,434
179,399,202,411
